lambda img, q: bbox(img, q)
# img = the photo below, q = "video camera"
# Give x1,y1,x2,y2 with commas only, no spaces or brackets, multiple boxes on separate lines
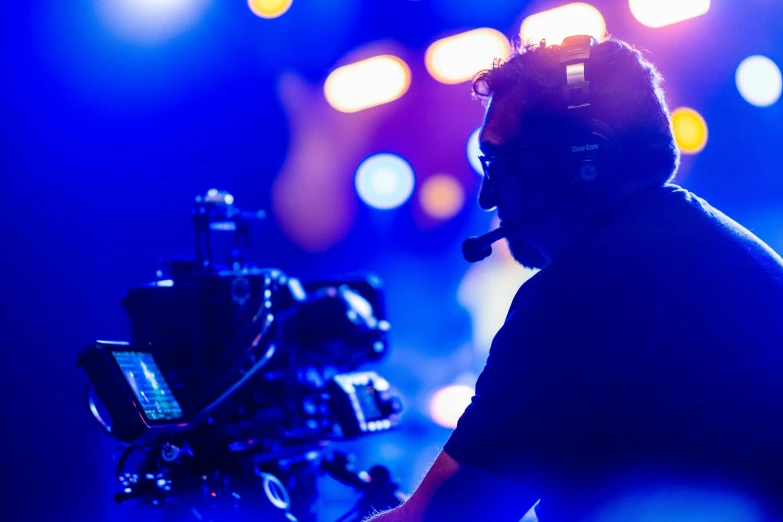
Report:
77,190,404,522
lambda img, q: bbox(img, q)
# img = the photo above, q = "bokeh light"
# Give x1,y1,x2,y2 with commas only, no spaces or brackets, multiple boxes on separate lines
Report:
629,0,710,28
419,174,465,220
355,153,416,210
466,127,483,175
95,0,212,44
736,55,782,107
520,3,606,47
324,55,411,113
671,107,708,154
248,0,293,19
425,28,511,85
429,384,474,429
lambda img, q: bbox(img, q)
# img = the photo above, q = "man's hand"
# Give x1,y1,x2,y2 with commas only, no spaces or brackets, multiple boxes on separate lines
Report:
364,451,537,522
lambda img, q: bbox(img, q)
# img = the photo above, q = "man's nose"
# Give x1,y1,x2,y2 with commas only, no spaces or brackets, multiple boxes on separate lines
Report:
478,174,498,211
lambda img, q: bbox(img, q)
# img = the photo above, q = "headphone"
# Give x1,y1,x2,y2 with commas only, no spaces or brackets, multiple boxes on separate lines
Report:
558,35,620,186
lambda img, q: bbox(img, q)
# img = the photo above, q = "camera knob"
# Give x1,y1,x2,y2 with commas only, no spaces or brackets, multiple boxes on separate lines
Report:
161,443,181,463
388,397,403,414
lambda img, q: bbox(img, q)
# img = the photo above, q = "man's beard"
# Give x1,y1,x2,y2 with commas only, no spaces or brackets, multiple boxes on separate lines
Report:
506,234,547,270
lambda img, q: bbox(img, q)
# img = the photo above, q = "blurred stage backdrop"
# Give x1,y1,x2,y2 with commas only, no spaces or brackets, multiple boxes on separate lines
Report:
1,0,782,520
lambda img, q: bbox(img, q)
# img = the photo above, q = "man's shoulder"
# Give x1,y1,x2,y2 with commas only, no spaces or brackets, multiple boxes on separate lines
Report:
506,275,581,317
539,184,783,290
523,184,783,348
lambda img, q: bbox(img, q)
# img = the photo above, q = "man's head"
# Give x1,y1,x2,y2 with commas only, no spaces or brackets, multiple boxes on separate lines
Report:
475,37,680,268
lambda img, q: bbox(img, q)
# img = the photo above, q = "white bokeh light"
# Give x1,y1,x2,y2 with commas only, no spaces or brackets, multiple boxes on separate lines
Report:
736,55,782,107
324,55,411,113
466,127,483,175
95,0,212,44
520,3,606,46
355,153,416,210
629,0,710,28
429,384,475,429
425,28,510,85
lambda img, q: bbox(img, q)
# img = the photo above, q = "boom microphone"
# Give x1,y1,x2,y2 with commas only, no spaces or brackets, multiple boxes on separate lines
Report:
461,226,511,263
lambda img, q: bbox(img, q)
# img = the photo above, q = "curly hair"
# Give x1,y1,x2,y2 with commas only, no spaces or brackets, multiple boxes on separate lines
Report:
474,38,680,185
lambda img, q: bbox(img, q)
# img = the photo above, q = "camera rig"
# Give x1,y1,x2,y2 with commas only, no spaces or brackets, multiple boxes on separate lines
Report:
77,190,405,522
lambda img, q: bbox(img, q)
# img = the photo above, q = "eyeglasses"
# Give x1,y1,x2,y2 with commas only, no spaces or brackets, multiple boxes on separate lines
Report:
478,145,536,181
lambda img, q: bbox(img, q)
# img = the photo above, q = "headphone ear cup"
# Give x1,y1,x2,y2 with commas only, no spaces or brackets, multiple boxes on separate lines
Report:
563,119,618,185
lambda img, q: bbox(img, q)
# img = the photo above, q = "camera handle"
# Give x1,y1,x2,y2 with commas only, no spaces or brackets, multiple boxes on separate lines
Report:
192,189,266,272
322,452,406,522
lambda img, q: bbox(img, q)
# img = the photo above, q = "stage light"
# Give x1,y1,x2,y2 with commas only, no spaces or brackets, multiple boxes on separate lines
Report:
419,174,465,220
466,127,483,175
355,153,415,210
248,0,293,19
429,384,474,429
520,3,606,47
671,107,708,154
96,0,211,44
629,0,709,28
425,28,510,85
736,55,782,107
324,55,411,113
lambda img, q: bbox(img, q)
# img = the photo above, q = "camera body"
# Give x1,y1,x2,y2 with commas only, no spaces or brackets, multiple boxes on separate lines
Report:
78,267,400,444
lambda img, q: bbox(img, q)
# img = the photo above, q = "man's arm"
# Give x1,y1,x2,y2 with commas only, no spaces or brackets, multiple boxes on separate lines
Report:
366,450,536,522
366,450,460,522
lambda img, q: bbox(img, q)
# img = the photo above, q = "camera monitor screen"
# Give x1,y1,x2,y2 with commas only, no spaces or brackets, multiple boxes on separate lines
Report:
354,384,383,421
111,351,184,423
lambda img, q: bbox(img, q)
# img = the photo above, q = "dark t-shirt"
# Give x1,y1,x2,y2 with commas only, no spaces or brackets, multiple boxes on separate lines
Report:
444,184,783,521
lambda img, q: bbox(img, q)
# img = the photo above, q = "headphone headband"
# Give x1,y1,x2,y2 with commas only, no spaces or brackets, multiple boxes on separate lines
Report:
560,35,593,109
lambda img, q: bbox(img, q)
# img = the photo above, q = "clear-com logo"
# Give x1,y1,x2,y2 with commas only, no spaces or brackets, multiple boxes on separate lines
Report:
572,144,599,153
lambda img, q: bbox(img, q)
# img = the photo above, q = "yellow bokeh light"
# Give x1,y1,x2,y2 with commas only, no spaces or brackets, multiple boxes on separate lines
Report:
425,28,511,85
629,0,710,29
520,3,606,46
671,107,708,154
248,0,293,19
324,55,411,113
419,174,466,220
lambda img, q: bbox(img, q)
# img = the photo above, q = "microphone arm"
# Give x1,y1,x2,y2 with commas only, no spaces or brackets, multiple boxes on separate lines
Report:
461,226,510,263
